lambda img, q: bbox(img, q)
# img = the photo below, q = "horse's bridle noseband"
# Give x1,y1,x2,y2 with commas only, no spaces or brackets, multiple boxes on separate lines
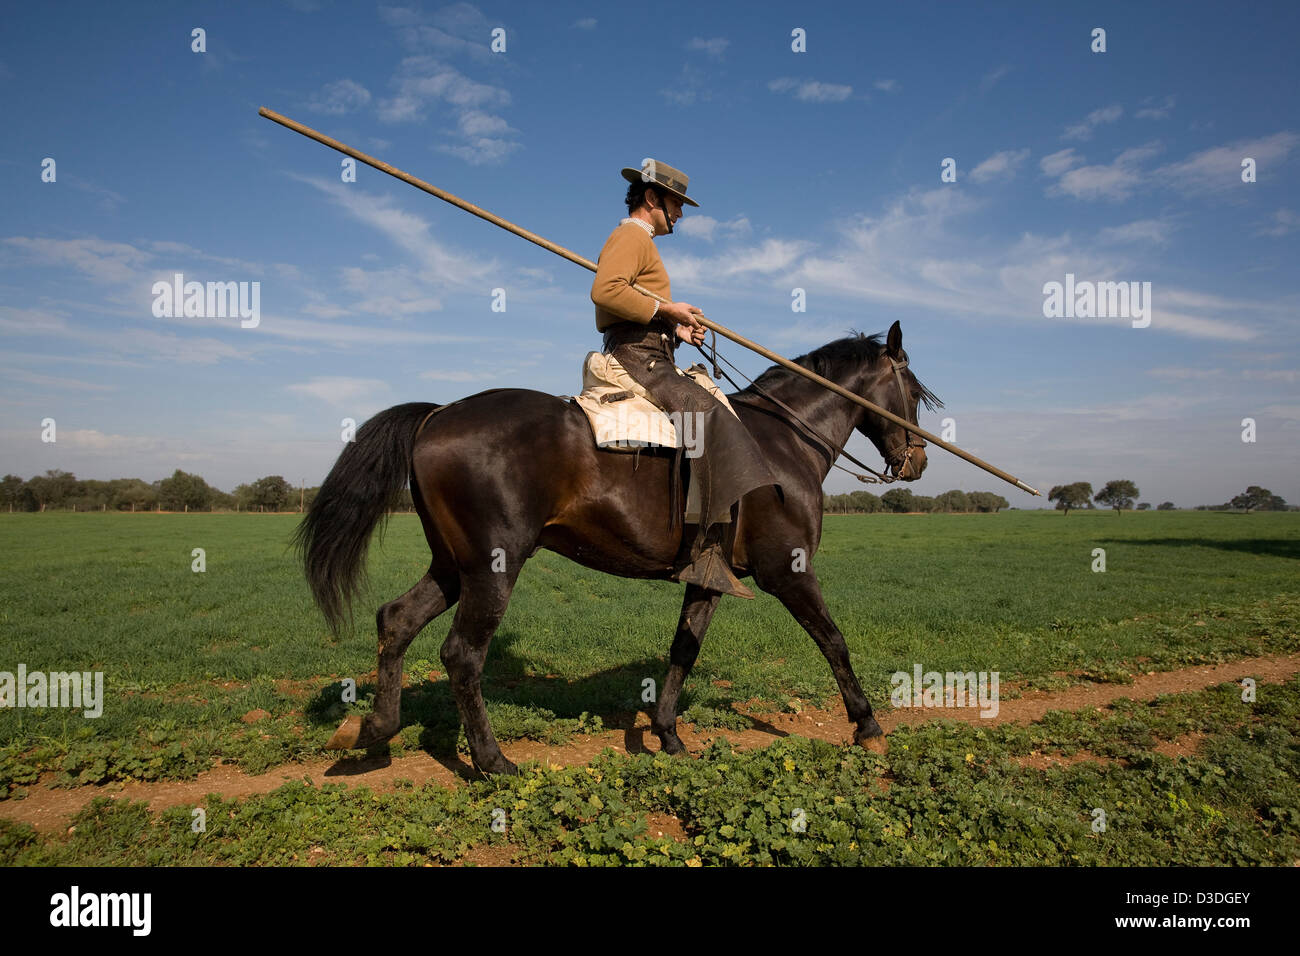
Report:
882,355,926,476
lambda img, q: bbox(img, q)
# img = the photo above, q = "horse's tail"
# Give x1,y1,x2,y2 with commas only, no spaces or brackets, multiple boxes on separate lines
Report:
292,401,439,635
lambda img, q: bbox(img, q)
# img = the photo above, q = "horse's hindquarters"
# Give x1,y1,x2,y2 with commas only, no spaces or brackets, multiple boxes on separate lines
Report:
409,390,684,577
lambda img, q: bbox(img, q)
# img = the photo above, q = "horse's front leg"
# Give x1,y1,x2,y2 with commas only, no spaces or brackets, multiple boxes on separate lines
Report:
761,567,882,744
652,584,721,755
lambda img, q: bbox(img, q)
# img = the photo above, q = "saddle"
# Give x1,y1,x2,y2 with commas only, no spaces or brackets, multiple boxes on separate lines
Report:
571,351,738,452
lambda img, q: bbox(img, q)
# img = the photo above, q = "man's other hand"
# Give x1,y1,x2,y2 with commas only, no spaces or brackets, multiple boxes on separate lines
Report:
665,301,705,345
675,322,706,346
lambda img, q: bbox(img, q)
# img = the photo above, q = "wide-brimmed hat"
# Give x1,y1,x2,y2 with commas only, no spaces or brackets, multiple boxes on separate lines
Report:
620,159,700,207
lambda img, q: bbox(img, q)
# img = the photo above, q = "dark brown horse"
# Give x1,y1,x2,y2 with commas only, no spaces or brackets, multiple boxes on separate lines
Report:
295,320,940,775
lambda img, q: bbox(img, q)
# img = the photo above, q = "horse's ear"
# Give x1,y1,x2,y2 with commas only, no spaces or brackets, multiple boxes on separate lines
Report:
886,320,902,357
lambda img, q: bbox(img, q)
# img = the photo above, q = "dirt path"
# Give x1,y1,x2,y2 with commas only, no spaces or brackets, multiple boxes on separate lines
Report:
3,653,1295,833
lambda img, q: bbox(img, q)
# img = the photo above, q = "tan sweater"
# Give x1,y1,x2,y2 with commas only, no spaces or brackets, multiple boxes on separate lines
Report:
591,221,671,331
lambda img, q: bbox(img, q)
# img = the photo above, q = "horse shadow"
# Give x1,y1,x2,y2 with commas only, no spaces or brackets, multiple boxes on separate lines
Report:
1097,536,1300,560
302,627,793,780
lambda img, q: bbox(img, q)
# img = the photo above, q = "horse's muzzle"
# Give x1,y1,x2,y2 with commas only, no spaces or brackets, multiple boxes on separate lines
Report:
891,445,927,480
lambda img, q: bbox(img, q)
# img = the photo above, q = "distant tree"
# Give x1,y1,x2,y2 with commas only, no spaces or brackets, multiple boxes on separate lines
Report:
250,475,292,512
968,491,1009,513
26,469,78,511
231,483,256,511
935,489,972,513
1136,502,1151,511
1095,480,1139,514
1230,486,1286,513
112,479,158,512
0,474,24,511
881,488,916,513
157,469,215,511
849,490,882,513
1157,501,1175,510
1048,482,1093,515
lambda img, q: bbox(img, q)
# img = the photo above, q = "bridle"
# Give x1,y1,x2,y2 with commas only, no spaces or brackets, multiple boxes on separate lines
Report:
881,355,927,477
701,337,924,485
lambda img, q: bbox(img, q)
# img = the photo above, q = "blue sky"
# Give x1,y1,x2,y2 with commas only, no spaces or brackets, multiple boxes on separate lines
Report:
2,0,1297,507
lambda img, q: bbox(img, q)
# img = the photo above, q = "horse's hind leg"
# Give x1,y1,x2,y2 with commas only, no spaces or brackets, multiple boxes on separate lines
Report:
440,573,518,776
652,584,721,755
325,569,458,750
761,569,882,744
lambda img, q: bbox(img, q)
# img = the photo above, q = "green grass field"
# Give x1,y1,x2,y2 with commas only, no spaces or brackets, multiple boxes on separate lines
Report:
1,510,1297,864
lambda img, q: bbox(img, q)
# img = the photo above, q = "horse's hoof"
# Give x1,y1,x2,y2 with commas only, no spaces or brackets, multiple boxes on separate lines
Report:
324,715,364,750
476,756,519,777
854,717,886,753
657,732,687,756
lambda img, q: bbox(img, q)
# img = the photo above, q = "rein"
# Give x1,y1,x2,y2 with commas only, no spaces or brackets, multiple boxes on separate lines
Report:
695,334,921,485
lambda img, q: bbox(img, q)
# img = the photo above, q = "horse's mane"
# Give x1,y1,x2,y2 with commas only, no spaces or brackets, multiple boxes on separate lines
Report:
740,331,943,410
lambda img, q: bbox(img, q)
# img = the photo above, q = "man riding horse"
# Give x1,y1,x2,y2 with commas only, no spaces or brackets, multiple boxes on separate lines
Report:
591,160,778,599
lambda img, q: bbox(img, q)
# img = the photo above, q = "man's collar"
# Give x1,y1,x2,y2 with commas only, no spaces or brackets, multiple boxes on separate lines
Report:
619,217,655,238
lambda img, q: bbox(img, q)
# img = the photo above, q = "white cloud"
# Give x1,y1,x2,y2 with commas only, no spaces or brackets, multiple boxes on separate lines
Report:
379,3,500,63
1156,131,1298,192
768,77,853,103
1047,143,1160,202
1146,367,1223,381
286,376,392,408
1099,219,1172,244
118,329,250,365
980,65,1011,93
306,78,372,115
61,429,162,453
970,148,1030,183
1135,95,1176,120
0,368,115,391
1061,104,1123,141
572,17,596,30
1256,207,1300,237
256,315,483,347
379,55,509,121
874,79,899,93
0,307,69,335
292,175,496,287
676,214,751,241
3,237,151,285
419,369,493,381
782,187,1262,341
65,175,126,212
1039,148,1082,177
688,37,729,58
1243,369,1299,383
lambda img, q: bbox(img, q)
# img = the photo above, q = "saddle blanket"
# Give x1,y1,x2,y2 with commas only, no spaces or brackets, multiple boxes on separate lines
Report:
572,351,739,452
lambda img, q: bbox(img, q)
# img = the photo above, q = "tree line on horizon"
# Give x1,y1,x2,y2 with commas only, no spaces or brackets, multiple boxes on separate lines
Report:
1,469,1291,516
0,469,419,514
824,488,1009,514
1047,480,1291,514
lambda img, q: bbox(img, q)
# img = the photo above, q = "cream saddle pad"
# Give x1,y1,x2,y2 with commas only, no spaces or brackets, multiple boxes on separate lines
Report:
572,351,739,451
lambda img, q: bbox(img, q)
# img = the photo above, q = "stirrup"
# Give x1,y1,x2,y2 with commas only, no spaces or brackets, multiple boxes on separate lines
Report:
672,543,755,599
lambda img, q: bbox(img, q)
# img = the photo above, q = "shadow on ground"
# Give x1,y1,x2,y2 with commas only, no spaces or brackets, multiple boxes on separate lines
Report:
300,628,795,779
1098,537,1300,560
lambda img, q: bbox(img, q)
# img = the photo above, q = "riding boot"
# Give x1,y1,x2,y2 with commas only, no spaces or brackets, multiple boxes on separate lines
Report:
672,520,755,600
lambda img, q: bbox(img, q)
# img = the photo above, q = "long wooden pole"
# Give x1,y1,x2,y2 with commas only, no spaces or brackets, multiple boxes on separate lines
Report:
258,107,1040,496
